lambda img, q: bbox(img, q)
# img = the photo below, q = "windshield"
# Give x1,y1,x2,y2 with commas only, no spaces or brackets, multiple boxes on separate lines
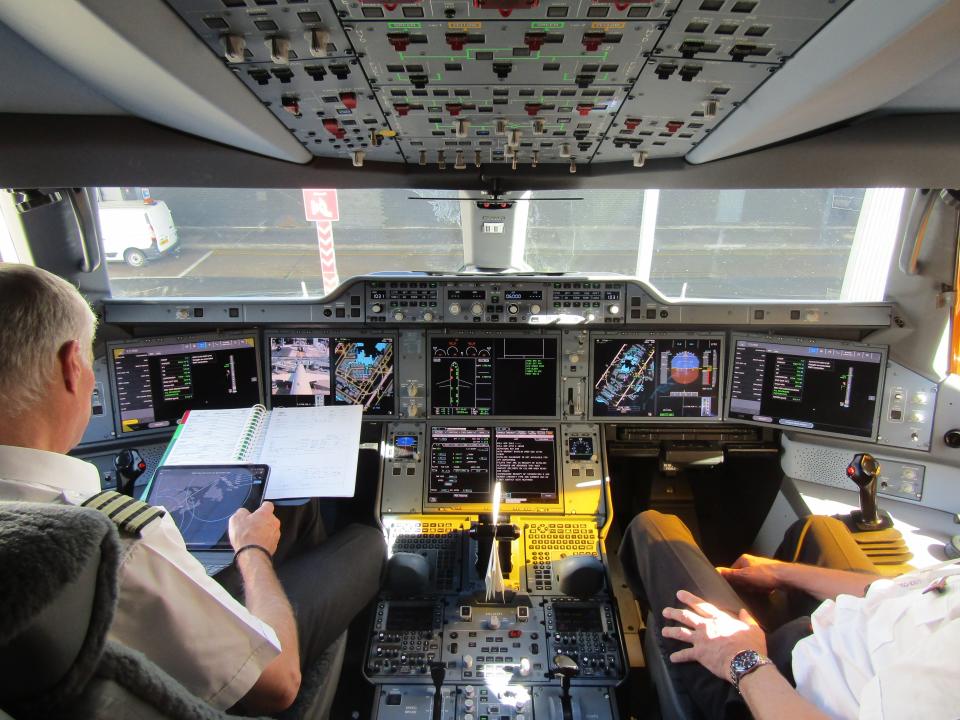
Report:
97,187,904,301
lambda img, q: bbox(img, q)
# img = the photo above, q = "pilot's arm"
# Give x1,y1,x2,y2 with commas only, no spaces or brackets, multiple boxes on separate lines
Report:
661,590,831,720
718,554,881,601
228,501,302,714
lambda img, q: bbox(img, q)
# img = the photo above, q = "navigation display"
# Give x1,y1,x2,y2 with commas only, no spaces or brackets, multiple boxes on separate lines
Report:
727,336,886,439
427,426,558,504
592,337,722,419
269,335,394,415
110,335,261,435
429,337,558,416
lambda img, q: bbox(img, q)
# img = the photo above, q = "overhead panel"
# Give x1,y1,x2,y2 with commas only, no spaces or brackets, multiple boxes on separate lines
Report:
163,0,851,168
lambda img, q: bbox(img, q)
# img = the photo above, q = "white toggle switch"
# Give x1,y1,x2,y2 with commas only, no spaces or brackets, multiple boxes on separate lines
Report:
519,657,531,677
488,614,501,630
462,654,474,669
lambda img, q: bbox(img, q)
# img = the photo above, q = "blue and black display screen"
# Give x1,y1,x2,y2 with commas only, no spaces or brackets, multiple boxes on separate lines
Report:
592,338,722,418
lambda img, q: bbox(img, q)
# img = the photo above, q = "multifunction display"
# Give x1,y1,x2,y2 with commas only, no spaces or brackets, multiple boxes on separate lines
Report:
592,337,722,419
268,335,394,415
428,426,558,505
111,336,261,434
728,337,885,439
430,337,558,416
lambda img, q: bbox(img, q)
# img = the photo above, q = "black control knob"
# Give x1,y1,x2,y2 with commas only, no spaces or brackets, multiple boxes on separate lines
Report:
114,448,146,496
944,429,960,448
846,453,885,531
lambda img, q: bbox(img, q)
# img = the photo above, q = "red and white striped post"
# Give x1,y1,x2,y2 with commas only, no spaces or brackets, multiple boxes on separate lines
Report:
302,189,341,295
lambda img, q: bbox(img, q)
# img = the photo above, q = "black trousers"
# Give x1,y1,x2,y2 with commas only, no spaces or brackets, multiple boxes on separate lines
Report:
618,511,875,720
216,500,385,672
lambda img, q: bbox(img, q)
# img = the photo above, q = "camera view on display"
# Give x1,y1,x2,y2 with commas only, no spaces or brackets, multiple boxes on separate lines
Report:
592,338,722,418
728,337,884,439
430,337,558,416
111,336,261,434
428,426,558,505
269,335,394,414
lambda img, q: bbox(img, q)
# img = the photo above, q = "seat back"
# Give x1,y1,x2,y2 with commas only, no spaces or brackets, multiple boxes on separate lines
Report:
0,502,120,717
0,501,344,720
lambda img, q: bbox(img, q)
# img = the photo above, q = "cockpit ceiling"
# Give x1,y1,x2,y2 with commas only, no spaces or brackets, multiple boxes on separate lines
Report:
166,0,850,169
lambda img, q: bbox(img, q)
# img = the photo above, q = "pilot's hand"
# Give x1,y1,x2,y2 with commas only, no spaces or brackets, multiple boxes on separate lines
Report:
229,501,281,556
717,554,785,592
662,590,767,682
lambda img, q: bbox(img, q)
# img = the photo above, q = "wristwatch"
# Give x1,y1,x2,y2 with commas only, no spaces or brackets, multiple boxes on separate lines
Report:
729,650,772,692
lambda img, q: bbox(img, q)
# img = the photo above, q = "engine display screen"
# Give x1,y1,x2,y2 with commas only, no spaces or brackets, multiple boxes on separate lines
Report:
728,336,885,439
430,337,558,417
592,337,722,419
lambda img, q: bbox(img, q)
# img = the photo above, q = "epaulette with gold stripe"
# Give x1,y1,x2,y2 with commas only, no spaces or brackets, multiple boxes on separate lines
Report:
81,490,165,536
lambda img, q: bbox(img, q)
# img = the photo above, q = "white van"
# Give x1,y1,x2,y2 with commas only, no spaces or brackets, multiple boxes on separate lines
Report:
98,200,179,267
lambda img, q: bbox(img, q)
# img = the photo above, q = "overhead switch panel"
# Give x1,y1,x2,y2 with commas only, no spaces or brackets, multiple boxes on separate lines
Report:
165,0,853,167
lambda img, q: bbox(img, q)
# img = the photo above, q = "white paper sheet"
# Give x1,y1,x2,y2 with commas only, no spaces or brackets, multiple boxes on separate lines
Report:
161,408,257,466
259,405,362,499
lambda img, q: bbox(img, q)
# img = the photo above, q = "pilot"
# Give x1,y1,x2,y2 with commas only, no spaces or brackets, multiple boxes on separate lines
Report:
620,510,959,719
0,263,385,714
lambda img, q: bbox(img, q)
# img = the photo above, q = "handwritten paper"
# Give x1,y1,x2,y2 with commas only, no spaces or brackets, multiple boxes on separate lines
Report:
260,405,362,499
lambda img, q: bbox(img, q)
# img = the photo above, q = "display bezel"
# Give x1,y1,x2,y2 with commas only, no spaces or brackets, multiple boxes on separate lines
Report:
427,331,562,420
262,329,398,418
422,421,563,513
105,331,264,441
724,333,888,442
588,332,726,423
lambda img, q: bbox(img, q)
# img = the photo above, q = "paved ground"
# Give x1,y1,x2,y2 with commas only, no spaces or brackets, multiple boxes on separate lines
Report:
106,226,852,299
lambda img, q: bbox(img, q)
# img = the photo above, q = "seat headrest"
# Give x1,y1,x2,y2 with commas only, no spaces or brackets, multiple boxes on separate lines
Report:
0,502,120,706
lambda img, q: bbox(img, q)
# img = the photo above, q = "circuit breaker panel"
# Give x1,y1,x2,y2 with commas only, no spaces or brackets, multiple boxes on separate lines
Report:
166,0,852,168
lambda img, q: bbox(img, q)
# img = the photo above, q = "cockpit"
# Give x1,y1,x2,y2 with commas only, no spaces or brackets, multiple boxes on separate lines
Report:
2,1,960,719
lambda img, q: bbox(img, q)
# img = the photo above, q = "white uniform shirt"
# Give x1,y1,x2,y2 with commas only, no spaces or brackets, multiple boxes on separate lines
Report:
0,445,281,710
792,559,960,719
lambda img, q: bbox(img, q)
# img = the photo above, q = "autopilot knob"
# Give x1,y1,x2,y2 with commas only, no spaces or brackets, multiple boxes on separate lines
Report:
114,448,146,496
846,453,884,530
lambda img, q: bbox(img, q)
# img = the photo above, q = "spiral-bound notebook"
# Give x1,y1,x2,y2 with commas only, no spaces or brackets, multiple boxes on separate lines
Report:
158,404,362,499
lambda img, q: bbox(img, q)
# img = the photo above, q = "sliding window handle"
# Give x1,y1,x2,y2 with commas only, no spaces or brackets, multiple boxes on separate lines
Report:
70,190,101,273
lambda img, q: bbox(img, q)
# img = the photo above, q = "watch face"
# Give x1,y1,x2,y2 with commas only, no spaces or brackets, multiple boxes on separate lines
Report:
731,650,761,675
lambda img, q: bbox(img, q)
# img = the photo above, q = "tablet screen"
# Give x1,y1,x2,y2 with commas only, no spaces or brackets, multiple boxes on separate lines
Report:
146,465,269,550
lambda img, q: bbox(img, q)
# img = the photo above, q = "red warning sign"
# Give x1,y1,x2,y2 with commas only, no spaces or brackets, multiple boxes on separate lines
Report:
302,189,340,222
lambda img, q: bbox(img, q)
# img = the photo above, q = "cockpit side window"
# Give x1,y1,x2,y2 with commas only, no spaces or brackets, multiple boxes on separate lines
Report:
0,190,32,265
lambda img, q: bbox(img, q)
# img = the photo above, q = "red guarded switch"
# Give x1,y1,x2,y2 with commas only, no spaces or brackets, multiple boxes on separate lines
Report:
387,33,410,51
624,118,641,131
665,120,684,133
524,103,542,116
524,32,546,51
394,103,411,117
322,118,346,139
445,103,463,117
582,32,604,52
576,103,594,117
446,32,468,51
339,92,358,109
